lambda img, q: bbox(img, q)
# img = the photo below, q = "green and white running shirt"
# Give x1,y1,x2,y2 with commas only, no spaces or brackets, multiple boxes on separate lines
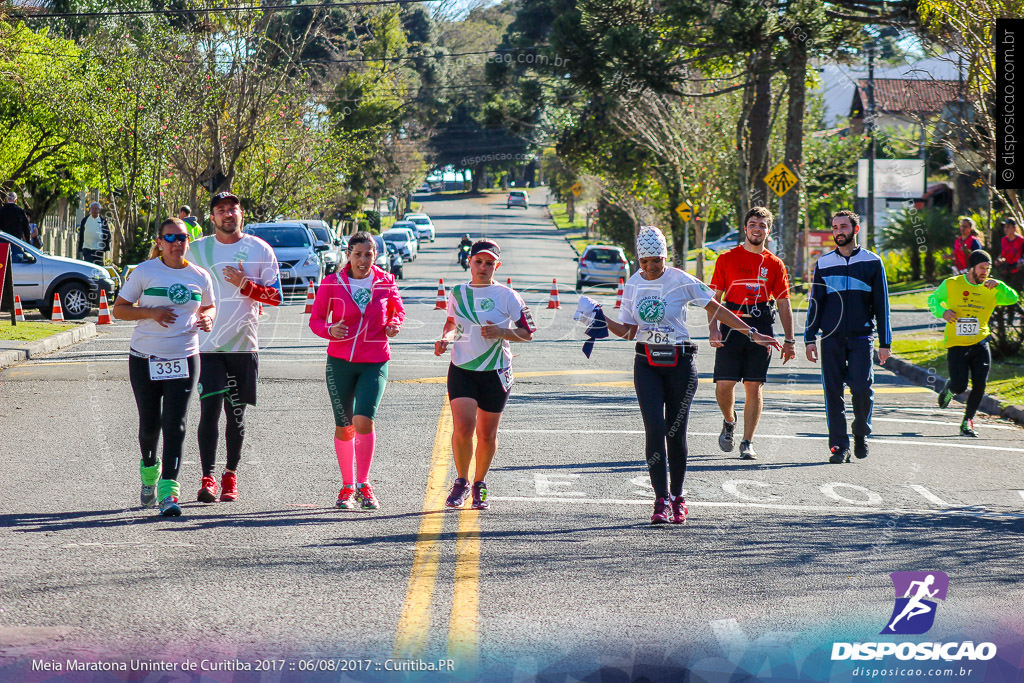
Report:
189,234,280,352
447,283,535,371
118,257,215,358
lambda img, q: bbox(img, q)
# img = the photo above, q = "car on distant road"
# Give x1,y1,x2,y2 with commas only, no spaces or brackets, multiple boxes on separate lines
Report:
371,234,406,278
507,190,529,209
382,224,419,261
704,230,742,253
0,232,117,319
243,222,327,295
294,219,346,274
575,244,630,291
404,213,435,242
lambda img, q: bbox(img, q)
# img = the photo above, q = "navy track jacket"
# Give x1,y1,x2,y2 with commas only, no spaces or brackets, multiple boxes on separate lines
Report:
803,247,892,347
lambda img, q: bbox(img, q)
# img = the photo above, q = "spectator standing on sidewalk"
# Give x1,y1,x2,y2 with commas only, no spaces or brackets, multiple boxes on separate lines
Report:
77,201,111,265
0,192,31,243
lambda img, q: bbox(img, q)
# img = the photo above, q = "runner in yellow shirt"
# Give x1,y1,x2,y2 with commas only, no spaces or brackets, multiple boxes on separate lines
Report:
929,250,1019,436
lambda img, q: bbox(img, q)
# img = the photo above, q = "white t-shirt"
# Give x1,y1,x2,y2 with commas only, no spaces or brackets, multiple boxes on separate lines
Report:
82,216,105,250
189,233,280,352
348,274,373,313
447,283,535,371
619,267,714,344
119,258,215,359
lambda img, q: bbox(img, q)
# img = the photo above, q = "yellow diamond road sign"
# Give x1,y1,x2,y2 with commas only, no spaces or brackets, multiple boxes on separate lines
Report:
570,182,583,197
675,202,692,221
764,162,798,197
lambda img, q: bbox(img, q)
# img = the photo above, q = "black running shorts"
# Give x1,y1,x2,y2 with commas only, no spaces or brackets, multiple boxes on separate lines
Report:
447,363,510,414
198,352,259,406
713,320,773,383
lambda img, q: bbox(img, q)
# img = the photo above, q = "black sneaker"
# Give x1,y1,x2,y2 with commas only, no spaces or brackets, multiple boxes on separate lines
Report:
471,481,489,510
828,446,850,464
960,419,978,437
937,383,954,409
853,437,868,459
739,440,757,460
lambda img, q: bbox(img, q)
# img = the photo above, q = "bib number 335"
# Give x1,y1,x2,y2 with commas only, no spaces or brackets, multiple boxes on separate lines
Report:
149,357,189,381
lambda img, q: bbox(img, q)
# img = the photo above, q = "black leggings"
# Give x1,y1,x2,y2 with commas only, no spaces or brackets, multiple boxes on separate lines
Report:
947,341,991,421
129,354,199,482
633,352,699,499
198,395,246,476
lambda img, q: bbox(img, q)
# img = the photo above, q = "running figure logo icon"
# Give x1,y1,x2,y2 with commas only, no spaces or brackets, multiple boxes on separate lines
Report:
166,283,193,305
881,571,949,635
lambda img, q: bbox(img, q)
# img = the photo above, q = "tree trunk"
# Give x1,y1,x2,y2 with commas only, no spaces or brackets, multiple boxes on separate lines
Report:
910,247,921,281
781,37,807,272
747,46,773,210
567,194,575,222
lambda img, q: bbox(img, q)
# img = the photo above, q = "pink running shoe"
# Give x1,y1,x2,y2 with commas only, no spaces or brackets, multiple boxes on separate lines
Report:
336,485,357,510
670,496,688,525
220,471,238,502
650,497,670,524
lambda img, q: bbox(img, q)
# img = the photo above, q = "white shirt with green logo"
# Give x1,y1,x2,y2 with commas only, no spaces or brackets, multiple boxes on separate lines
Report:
618,267,714,344
447,283,533,371
118,257,215,359
189,234,280,352
348,274,373,313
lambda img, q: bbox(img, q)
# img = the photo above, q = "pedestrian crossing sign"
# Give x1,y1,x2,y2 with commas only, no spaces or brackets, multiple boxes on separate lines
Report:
675,202,692,221
765,162,798,197
571,182,583,197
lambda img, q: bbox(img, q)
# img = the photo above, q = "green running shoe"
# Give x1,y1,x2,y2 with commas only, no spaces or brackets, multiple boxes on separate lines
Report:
937,384,954,409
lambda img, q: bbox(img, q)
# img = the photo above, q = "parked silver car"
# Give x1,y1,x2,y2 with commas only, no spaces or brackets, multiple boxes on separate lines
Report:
404,213,435,242
0,232,116,319
295,219,346,274
575,244,630,291
243,222,326,295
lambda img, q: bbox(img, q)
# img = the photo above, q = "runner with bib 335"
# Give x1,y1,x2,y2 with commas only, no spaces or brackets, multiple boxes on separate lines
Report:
929,249,1019,437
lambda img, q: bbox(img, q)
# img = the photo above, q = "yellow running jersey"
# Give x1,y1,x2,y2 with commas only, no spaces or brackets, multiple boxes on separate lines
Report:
927,275,1019,348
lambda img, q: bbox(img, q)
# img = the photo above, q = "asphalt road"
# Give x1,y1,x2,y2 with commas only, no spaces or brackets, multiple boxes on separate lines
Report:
1,191,1023,683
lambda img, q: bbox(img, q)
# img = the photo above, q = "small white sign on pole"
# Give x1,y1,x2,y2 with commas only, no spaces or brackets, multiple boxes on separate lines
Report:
856,159,925,198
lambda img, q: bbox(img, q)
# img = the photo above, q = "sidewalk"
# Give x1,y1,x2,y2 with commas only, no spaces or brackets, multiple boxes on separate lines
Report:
0,322,97,370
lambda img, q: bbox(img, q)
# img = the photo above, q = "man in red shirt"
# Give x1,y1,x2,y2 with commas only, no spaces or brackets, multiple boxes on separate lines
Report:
707,207,796,459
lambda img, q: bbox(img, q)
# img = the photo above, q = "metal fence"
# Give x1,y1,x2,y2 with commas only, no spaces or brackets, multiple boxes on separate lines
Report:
41,208,77,260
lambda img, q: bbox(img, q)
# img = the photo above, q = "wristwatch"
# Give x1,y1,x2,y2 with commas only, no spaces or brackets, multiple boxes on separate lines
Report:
784,339,796,345
746,328,755,340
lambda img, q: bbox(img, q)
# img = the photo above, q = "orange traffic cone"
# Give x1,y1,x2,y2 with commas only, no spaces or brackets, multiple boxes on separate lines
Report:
615,277,624,309
96,290,112,324
506,277,512,289
434,279,447,310
51,292,64,322
303,281,316,314
13,295,25,322
547,278,560,309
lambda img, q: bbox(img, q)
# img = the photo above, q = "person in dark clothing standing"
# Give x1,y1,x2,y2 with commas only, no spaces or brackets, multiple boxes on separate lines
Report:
0,192,31,242
77,202,111,265
804,209,892,464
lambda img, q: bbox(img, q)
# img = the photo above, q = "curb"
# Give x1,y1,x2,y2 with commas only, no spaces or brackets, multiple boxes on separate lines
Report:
880,353,1024,427
0,322,97,370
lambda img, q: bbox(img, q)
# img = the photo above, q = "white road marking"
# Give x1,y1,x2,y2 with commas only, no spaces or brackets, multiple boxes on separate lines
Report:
486,496,1024,519
819,482,883,506
906,484,950,506
499,429,1024,454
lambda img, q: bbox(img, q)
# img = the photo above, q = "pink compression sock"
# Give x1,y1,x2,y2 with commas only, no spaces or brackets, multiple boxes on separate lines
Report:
355,430,376,483
335,437,355,486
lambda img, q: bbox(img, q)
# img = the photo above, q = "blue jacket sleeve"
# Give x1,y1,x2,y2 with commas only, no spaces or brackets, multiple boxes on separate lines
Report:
873,258,892,347
804,263,826,344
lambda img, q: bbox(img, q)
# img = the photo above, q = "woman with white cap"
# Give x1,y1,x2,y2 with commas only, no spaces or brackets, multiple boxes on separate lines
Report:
579,226,780,524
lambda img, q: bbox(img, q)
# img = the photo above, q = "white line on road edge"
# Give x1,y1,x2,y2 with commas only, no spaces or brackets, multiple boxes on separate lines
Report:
497,429,1024,454
486,496,1024,519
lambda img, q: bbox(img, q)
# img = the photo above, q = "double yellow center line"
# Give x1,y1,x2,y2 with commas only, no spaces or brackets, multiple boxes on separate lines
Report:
393,399,482,665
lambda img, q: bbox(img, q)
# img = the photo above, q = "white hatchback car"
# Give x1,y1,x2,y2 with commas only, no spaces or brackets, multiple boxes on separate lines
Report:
404,213,435,242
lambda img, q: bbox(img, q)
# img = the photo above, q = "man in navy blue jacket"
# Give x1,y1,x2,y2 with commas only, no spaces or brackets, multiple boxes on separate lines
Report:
804,210,892,463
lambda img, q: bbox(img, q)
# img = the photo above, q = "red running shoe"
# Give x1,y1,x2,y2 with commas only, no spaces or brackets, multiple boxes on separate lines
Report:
197,476,218,503
220,471,238,502
336,485,357,510
357,483,380,510
670,496,688,525
651,497,670,524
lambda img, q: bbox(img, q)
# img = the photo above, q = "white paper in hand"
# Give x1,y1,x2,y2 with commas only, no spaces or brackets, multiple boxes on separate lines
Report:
574,295,601,325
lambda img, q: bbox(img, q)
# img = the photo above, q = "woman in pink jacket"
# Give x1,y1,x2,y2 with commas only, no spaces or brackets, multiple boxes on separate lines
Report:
309,231,404,510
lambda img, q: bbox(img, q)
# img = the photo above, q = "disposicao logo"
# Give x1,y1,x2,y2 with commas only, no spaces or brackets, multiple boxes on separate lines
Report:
882,571,948,635
831,571,997,663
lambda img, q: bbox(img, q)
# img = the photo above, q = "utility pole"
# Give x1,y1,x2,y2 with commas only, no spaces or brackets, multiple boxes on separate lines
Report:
866,41,876,250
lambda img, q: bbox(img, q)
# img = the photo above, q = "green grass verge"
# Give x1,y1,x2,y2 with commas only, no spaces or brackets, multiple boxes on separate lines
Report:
0,320,77,342
549,203,587,231
891,334,1024,407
